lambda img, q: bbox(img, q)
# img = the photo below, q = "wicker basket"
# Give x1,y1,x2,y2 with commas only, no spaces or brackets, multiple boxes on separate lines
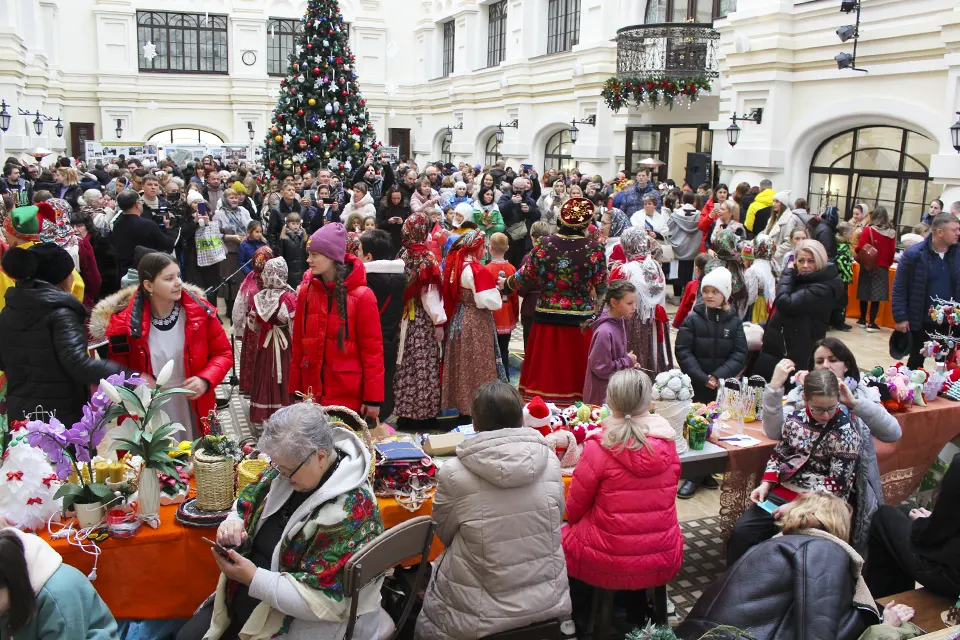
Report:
193,450,236,512
653,399,692,455
323,405,376,482
236,459,270,497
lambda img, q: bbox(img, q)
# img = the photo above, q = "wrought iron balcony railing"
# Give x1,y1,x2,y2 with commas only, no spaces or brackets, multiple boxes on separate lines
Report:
615,23,720,81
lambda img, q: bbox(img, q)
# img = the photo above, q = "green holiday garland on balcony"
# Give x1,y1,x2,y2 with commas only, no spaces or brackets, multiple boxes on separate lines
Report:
603,76,712,111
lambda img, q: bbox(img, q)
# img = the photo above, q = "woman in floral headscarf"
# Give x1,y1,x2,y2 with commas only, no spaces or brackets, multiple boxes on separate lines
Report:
233,246,274,395
345,231,363,258
442,230,505,417
248,257,298,425
714,228,748,319
610,227,673,375
40,198,82,270
394,212,447,430
601,207,631,266
744,234,778,324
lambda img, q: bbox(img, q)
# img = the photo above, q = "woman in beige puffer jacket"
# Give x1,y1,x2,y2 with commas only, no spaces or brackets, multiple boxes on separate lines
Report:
415,382,572,640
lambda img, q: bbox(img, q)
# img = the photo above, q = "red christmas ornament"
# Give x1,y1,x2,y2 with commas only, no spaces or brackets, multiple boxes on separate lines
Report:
360,99,366,106
307,43,313,50
302,165,308,172
269,160,276,167
338,109,343,115
341,90,348,96
312,134,320,142
278,114,285,120
329,119,336,127
271,127,278,134
329,143,335,149
298,139,307,149
336,57,343,64
351,126,360,135
313,67,320,75
297,109,304,117
290,87,297,94
328,29,334,35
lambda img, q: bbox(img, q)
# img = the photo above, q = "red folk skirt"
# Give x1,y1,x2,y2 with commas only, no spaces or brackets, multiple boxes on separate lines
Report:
519,322,592,403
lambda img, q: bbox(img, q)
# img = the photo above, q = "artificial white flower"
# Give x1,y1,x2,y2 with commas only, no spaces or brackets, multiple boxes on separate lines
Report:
100,380,122,404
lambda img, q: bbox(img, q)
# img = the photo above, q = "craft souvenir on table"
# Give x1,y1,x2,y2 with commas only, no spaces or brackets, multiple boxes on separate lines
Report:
191,411,241,514
943,380,960,401
373,437,437,512
175,497,233,527
653,370,694,453
746,376,767,422
0,419,63,531
523,396,553,436
908,370,928,407
544,430,580,475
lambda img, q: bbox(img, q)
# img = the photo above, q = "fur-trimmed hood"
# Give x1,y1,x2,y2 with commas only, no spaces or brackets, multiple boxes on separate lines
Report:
89,283,208,343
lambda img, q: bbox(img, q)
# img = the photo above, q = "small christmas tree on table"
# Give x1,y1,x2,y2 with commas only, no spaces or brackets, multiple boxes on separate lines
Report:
265,0,382,180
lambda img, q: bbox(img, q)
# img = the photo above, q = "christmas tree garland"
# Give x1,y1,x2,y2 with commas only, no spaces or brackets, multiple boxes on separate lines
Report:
602,76,712,111
265,0,383,179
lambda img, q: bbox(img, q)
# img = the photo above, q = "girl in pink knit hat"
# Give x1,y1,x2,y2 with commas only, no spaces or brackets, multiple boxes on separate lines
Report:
289,223,385,416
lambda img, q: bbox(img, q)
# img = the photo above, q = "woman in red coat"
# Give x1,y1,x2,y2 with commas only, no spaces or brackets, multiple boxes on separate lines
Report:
93,252,232,441
563,369,683,592
290,223,384,418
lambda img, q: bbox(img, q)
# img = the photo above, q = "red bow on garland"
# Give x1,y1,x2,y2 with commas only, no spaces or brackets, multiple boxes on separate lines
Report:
6,471,23,482
26,497,43,505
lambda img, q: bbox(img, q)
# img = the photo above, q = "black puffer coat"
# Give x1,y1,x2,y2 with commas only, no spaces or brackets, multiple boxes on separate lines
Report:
754,264,845,380
674,303,748,403
364,259,405,419
676,533,879,640
0,280,124,427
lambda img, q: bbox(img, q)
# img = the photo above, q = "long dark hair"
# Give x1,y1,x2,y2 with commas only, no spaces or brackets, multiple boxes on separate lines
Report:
810,338,860,382
333,262,349,351
0,530,36,633
137,252,177,296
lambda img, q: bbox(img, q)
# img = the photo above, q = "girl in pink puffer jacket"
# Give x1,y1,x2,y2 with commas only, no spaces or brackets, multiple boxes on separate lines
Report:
562,368,684,591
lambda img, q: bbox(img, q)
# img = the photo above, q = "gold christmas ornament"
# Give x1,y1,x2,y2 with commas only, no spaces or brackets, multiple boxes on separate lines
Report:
308,98,316,106
324,151,330,158
282,158,293,167
353,142,360,149
274,135,283,142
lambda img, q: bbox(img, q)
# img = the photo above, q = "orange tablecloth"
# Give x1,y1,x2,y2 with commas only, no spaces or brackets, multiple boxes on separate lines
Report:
846,262,897,328
716,399,960,537
41,494,445,620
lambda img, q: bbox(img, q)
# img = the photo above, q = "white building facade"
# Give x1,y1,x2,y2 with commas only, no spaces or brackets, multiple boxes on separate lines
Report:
0,0,957,232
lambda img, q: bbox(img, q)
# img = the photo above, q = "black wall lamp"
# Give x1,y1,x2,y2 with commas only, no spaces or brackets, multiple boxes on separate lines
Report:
495,119,518,144
726,109,763,147
836,0,867,72
444,122,463,143
115,119,124,139
951,112,960,154
569,115,596,144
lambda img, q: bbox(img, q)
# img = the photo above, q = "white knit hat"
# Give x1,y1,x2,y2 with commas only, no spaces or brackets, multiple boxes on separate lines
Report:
701,266,733,302
454,202,474,223
773,190,793,208
187,190,205,205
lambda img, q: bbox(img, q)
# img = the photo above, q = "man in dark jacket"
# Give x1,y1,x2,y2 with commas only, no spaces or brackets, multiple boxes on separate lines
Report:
359,230,405,420
676,533,878,640
111,189,175,275
0,242,125,433
139,173,169,228
892,214,960,368
611,169,662,217
350,152,395,205
91,162,111,186
1,163,34,208
813,206,839,259
498,177,540,269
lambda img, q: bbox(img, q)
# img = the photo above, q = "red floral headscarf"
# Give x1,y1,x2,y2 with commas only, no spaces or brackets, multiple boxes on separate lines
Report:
401,212,441,305
442,230,486,321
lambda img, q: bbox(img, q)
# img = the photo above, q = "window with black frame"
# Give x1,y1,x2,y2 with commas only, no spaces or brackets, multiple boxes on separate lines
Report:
267,18,302,76
485,133,502,168
487,1,508,67
137,11,228,74
442,20,456,77
547,0,581,54
644,0,736,22
544,129,575,172
441,136,453,164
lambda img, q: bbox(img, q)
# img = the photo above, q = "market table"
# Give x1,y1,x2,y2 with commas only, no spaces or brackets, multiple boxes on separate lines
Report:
715,398,960,537
40,493,442,620
845,262,897,329
878,589,954,634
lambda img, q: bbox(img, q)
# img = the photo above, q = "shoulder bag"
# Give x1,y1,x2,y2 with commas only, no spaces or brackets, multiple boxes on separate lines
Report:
506,221,528,241
856,226,879,272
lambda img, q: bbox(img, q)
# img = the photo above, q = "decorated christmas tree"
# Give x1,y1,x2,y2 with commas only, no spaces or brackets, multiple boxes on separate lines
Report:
264,0,381,179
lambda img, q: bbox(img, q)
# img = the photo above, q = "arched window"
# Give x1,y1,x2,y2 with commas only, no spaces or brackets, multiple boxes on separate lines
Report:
146,128,225,144
441,136,452,164
485,133,502,168
543,129,575,172
807,125,942,237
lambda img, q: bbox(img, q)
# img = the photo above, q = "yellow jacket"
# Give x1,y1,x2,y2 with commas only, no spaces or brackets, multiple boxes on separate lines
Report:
745,189,775,233
0,241,85,312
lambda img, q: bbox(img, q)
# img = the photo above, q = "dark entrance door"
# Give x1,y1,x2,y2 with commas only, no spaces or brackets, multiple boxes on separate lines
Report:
71,123,95,161
389,128,411,161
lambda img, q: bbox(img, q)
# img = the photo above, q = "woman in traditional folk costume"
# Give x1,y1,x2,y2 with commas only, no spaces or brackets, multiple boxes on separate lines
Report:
248,257,298,425
609,227,673,376
503,198,608,403
393,212,447,430
233,246,274,395
441,230,504,417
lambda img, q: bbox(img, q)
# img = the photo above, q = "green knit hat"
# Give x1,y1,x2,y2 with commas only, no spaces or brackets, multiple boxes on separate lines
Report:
3,205,41,240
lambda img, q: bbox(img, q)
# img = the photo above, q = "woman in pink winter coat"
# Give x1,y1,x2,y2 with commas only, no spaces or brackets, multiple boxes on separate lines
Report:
563,368,683,592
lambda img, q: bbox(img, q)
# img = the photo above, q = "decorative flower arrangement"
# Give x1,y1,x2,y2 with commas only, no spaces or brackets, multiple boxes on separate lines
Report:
653,370,694,402
13,372,148,512
685,402,719,439
602,76,712,112
191,412,241,461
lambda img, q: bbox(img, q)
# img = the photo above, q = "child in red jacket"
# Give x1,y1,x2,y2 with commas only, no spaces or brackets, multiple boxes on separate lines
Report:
563,368,683,590
290,223,385,418
673,253,709,329
483,232,519,377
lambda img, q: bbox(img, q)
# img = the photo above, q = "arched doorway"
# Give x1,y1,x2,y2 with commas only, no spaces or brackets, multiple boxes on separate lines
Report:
484,132,502,168
807,125,942,236
543,129,575,172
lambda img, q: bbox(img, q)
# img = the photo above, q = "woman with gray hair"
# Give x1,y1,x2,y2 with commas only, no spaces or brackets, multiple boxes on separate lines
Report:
754,239,845,381
176,403,388,640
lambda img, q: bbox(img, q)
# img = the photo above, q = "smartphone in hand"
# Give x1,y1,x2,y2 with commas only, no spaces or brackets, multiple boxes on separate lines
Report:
202,537,234,561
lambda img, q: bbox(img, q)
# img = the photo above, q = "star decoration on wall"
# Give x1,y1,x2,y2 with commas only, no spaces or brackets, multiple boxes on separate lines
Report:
389,109,396,119
267,87,280,99
146,101,158,111
384,83,399,96
142,42,157,62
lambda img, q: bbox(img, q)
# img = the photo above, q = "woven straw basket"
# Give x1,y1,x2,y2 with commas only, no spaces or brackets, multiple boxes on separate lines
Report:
323,405,376,482
194,450,236,512
236,459,270,497
653,399,691,455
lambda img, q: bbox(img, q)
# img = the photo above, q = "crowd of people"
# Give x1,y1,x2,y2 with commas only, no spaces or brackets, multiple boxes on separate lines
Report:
0,151,958,640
